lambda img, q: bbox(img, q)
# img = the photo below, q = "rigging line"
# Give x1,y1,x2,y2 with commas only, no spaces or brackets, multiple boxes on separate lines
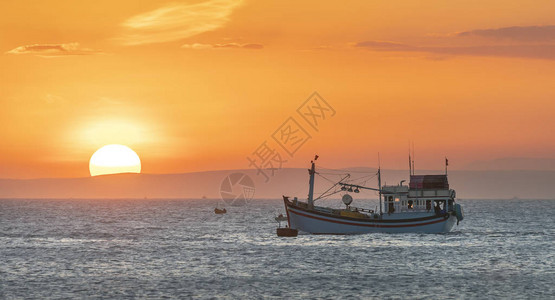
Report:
360,176,375,184
314,179,339,196
347,173,377,182
317,172,351,176
316,168,347,174
349,174,375,179
317,167,347,171
315,189,343,201
360,179,373,187
317,165,377,174
343,172,379,185
316,173,342,184
315,185,339,200
321,169,376,174
329,173,350,182
314,174,350,201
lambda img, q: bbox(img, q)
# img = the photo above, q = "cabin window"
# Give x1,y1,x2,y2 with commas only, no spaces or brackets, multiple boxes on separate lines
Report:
395,198,400,202
426,200,431,211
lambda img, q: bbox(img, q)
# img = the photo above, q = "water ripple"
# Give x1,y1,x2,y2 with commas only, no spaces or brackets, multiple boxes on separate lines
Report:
0,198,553,299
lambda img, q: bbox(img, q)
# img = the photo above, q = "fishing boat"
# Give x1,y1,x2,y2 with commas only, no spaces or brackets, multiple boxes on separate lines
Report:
283,156,464,234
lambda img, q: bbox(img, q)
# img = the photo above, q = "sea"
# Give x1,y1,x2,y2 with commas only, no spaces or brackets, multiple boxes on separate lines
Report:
1,198,553,299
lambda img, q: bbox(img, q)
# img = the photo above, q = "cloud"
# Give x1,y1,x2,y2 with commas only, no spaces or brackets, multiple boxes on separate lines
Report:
456,25,555,42
5,43,101,57
236,43,263,49
355,41,414,49
43,94,66,104
118,0,244,46
181,42,263,49
356,25,555,60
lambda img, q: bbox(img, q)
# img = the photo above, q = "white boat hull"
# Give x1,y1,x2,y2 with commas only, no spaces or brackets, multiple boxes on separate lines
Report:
285,201,457,234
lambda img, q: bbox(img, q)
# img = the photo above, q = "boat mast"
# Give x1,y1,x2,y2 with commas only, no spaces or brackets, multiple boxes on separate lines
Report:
412,142,415,175
408,144,412,177
378,153,382,215
307,155,318,208
378,166,383,215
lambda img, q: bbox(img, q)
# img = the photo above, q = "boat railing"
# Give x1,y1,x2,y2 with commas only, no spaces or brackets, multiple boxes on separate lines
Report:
290,199,376,215
395,207,433,213
408,189,453,198
349,207,374,214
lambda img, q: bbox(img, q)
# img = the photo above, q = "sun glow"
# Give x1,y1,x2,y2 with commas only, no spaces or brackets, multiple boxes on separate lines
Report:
89,144,141,176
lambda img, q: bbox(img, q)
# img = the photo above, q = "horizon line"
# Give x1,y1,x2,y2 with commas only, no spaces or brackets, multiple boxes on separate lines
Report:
1,166,555,180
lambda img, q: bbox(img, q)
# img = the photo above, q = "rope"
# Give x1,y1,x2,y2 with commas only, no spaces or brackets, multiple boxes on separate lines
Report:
314,173,350,201
318,164,377,174
315,189,343,201
316,173,343,184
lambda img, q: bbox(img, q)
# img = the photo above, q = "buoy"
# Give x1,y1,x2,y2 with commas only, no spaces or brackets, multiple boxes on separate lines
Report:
276,227,298,237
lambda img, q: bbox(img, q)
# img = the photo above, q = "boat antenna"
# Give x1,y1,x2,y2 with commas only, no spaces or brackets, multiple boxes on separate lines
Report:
411,142,415,175
408,142,412,177
445,156,448,175
378,152,382,216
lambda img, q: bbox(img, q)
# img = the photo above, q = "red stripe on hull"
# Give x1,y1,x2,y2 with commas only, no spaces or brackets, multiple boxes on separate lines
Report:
288,208,447,228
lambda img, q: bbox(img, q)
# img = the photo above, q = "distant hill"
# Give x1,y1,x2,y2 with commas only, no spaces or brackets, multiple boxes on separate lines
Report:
463,157,555,171
0,168,553,199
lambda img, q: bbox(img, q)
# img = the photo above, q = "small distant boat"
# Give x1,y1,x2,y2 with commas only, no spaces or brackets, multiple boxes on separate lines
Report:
283,156,464,234
214,208,227,214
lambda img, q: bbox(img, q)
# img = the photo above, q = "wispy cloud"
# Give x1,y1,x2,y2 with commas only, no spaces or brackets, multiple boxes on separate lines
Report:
356,25,555,60
456,25,555,42
355,41,415,50
181,42,263,50
118,0,244,46
5,43,101,57
43,94,66,104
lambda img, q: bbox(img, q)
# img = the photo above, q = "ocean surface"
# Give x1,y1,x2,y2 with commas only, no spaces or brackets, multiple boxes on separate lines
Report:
1,198,553,299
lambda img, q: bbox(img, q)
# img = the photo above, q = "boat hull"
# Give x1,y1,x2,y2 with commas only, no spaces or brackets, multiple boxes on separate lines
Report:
285,200,456,234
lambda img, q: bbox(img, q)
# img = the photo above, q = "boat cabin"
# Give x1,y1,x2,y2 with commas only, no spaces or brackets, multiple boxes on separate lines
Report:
383,175,455,214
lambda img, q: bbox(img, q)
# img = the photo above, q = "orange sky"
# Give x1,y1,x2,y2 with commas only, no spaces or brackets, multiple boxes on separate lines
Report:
1,0,554,178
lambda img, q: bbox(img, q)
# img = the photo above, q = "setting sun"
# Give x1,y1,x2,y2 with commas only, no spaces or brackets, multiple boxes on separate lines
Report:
89,144,141,176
